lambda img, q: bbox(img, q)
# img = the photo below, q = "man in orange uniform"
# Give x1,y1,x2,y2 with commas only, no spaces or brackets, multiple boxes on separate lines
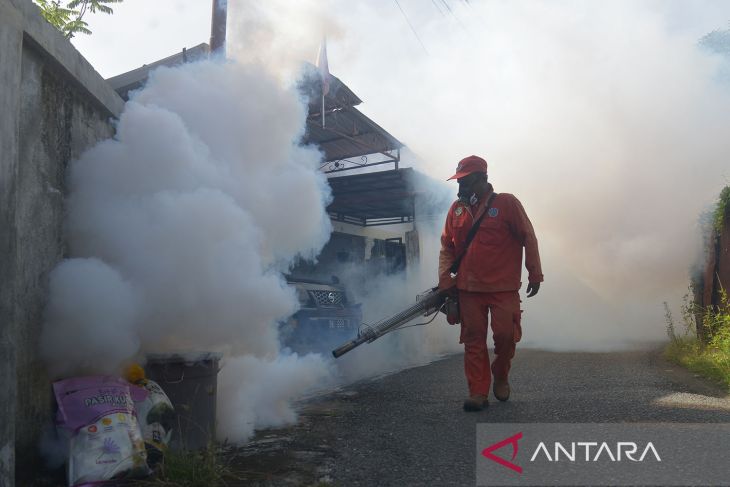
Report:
439,155,543,412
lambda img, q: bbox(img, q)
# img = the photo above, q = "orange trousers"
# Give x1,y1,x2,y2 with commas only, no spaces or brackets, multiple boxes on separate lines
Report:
459,290,522,396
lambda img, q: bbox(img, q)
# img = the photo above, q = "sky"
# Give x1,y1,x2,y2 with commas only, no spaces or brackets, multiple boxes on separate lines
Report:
73,0,730,82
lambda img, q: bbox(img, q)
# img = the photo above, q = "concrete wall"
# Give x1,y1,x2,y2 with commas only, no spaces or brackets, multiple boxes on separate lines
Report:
0,1,123,484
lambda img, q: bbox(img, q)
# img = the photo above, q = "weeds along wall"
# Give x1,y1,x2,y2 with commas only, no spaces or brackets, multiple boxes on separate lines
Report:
0,0,123,484
699,187,730,333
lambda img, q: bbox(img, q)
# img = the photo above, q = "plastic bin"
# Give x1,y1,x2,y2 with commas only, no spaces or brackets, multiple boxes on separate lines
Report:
145,352,222,451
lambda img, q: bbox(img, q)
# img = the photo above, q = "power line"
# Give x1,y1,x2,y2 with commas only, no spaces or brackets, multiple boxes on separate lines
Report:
430,0,446,16
440,0,469,36
393,0,429,55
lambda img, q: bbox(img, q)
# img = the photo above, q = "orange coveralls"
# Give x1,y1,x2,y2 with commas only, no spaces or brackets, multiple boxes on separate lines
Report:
439,187,543,396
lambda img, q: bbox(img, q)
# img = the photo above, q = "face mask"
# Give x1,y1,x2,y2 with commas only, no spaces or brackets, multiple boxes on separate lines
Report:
458,180,479,206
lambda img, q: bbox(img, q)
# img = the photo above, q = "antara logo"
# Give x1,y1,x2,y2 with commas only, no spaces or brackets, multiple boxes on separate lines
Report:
530,441,661,462
482,433,662,474
482,432,523,473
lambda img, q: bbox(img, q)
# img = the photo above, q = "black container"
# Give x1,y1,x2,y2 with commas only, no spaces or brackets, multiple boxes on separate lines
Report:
145,352,222,451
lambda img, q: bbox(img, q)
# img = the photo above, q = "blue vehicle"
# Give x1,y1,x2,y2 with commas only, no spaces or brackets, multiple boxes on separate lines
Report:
280,276,362,354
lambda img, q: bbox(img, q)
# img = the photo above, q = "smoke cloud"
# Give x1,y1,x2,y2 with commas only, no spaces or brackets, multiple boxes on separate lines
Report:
319,0,730,349
218,354,334,441
221,0,730,350
44,0,730,445
40,258,140,377
41,58,338,442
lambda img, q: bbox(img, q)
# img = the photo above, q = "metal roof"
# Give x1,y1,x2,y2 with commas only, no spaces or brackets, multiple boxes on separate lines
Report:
298,64,404,169
106,43,210,100
298,63,363,111
307,106,403,165
327,168,415,226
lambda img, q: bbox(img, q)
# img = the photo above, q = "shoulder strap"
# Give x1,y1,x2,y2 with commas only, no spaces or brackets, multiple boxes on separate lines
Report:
449,192,498,275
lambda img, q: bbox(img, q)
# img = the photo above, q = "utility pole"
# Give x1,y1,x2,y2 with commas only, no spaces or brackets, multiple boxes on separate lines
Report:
210,0,227,58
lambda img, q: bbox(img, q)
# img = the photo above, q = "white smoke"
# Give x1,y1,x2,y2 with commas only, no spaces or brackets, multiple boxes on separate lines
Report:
40,258,140,377
220,0,730,350
41,59,336,442
227,0,341,82
322,0,730,350
217,353,333,442
46,0,730,445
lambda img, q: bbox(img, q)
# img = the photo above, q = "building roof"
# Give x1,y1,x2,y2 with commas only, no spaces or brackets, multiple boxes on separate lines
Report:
307,105,403,164
298,64,363,110
327,168,415,226
106,43,210,100
298,64,404,167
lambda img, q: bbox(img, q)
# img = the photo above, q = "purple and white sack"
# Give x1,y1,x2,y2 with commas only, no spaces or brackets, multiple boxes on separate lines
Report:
53,376,150,486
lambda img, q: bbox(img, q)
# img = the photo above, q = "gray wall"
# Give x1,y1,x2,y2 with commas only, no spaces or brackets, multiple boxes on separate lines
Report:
0,1,123,484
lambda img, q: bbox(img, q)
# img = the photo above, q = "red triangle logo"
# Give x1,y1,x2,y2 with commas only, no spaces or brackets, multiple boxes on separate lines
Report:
481,432,523,474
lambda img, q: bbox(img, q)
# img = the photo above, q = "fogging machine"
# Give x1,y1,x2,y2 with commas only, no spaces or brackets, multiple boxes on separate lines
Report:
331,287,454,358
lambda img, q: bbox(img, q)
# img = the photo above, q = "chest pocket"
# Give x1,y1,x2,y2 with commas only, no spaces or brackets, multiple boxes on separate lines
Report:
477,208,506,244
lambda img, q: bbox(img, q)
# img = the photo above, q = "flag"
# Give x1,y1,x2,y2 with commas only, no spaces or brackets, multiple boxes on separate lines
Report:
316,37,330,96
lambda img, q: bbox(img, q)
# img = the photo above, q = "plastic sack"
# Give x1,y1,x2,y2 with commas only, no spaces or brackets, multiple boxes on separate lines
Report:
53,376,150,486
129,377,175,467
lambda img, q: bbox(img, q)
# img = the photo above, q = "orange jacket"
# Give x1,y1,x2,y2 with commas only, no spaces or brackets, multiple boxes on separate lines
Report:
438,187,543,293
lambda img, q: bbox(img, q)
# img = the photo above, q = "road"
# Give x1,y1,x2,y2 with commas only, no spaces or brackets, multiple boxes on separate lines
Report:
230,348,730,486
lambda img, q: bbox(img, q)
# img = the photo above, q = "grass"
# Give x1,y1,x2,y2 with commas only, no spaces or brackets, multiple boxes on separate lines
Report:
664,337,730,390
132,445,237,487
664,289,730,391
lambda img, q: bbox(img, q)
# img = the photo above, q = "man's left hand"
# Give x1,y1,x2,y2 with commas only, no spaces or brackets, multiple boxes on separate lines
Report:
526,282,541,297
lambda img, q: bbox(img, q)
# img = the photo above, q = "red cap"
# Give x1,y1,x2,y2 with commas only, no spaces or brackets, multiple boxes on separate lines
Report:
447,155,488,180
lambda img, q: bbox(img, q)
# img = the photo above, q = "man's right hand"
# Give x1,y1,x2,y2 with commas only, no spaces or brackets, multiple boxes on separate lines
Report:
438,277,457,295
438,272,456,290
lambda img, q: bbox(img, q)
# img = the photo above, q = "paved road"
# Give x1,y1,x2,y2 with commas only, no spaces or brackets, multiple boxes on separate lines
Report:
231,349,730,486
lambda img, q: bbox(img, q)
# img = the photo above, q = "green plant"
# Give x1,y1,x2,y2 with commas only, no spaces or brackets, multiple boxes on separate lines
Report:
705,288,730,351
713,185,730,233
664,301,677,342
664,286,730,390
132,445,237,487
665,291,697,343
33,0,123,38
